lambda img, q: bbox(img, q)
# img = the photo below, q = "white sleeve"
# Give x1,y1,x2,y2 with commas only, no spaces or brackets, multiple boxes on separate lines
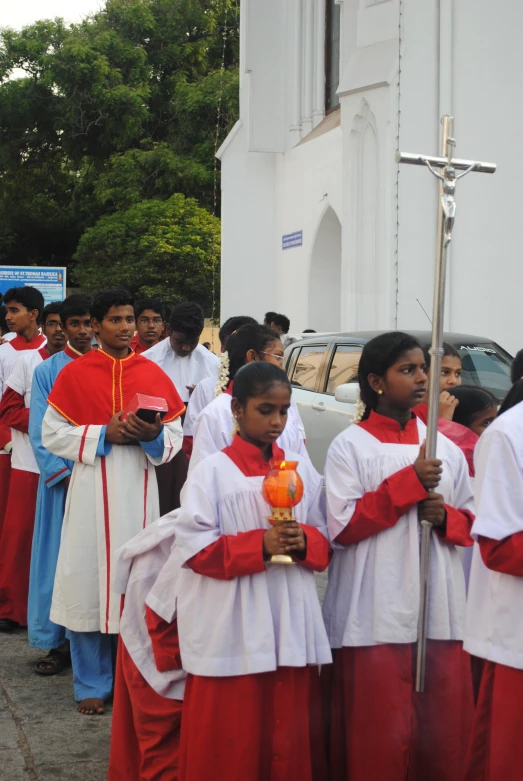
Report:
472,426,523,540
145,417,183,466
5,356,30,397
298,456,328,540
189,409,230,473
324,436,364,545
449,443,475,517
42,405,105,465
183,382,210,437
174,463,222,564
291,396,306,440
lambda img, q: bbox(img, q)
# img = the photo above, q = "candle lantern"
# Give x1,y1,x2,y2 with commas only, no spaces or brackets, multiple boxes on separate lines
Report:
262,460,304,564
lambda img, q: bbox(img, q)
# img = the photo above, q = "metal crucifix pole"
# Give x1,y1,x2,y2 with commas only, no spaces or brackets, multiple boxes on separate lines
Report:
397,116,496,693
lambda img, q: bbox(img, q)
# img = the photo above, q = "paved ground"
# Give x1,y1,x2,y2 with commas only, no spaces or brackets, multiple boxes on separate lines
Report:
0,573,329,781
0,628,111,781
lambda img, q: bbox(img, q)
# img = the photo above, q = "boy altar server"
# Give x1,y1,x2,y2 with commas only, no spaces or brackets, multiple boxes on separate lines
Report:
28,295,93,674
0,302,65,631
42,290,185,716
0,286,46,537
143,301,219,513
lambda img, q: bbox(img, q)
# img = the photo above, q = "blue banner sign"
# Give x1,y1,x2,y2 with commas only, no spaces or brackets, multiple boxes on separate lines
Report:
282,231,303,250
0,266,67,306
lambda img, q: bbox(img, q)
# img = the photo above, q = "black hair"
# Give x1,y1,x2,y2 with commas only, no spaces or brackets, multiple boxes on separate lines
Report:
264,311,277,324
233,361,291,405
60,294,92,324
41,302,63,325
271,313,290,334
303,329,316,333
511,349,523,384
358,332,422,420
134,298,165,321
91,290,134,323
0,306,8,335
169,302,204,339
219,316,258,348
3,286,45,317
498,379,523,416
227,324,281,381
447,385,497,429
422,342,462,368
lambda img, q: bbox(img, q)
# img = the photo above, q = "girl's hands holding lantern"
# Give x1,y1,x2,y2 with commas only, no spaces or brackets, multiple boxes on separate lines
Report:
263,522,306,558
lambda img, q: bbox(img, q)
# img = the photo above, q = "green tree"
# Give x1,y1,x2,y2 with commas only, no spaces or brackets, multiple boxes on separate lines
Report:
0,0,239,309
74,193,220,310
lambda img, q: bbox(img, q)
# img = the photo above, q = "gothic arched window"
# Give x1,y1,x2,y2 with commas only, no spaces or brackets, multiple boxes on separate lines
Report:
325,0,341,112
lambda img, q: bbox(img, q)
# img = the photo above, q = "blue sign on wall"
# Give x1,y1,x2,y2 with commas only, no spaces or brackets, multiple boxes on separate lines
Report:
0,267,67,306
282,231,303,250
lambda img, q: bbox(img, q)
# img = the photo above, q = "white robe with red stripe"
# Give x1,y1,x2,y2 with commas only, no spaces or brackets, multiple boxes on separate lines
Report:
42,405,183,634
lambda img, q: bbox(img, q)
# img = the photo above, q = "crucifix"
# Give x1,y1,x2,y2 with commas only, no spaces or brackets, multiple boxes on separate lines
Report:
397,116,496,693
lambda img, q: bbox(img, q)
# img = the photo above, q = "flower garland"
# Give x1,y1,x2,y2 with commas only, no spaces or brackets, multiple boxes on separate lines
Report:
351,388,366,424
215,351,230,397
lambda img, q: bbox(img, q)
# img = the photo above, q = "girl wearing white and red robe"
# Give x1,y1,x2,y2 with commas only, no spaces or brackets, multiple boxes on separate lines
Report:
323,332,475,781
174,361,331,781
463,399,523,781
109,515,186,781
189,324,308,471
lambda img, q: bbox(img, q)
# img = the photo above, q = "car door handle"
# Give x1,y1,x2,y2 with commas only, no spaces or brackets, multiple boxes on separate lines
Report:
312,402,326,411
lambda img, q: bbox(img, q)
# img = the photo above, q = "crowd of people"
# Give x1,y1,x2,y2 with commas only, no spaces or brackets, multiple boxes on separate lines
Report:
0,284,521,781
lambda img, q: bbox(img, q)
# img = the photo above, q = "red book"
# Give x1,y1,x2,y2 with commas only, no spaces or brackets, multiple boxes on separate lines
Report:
122,393,168,424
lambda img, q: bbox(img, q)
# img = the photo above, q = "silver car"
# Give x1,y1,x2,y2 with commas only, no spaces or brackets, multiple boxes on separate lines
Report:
285,330,513,473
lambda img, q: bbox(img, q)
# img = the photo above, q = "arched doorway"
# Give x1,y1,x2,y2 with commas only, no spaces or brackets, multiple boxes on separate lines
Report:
308,207,342,331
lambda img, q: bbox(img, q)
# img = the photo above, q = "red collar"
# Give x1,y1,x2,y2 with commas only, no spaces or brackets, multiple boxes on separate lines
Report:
10,333,46,351
97,347,135,364
64,343,88,360
38,346,51,360
223,435,285,477
224,380,234,396
358,409,420,444
412,403,428,424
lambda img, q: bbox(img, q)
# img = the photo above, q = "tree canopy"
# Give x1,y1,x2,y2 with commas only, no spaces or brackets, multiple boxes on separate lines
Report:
0,0,239,311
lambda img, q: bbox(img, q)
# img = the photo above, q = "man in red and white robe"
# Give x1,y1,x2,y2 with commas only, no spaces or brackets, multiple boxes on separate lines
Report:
41,291,185,715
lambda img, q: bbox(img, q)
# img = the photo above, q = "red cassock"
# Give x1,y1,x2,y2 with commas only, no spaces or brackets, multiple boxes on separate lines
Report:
178,444,331,781
464,533,523,781
109,607,183,781
0,347,48,624
323,412,474,781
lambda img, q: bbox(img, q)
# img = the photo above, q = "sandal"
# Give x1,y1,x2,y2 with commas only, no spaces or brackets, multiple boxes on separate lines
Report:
34,647,72,676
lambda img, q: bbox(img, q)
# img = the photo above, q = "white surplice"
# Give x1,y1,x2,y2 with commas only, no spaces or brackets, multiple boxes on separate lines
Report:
323,417,474,648
143,341,220,403
189,391,309,472
5,351,43,474
114,514,186,699
173,448,332,677
42,406,183,634
464,401,523,670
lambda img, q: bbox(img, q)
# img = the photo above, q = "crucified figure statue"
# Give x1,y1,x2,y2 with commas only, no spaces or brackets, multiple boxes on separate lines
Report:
423,159,477,247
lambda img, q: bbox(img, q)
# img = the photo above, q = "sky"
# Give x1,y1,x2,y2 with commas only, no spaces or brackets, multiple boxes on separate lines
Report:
1,0,103,30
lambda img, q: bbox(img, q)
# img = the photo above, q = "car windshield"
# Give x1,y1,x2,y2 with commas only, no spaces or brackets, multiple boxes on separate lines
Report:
456,342,512,401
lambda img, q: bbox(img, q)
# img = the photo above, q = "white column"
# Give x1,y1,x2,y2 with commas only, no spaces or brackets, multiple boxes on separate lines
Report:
290,0,303,141
313,0,326,126
301,0,314,136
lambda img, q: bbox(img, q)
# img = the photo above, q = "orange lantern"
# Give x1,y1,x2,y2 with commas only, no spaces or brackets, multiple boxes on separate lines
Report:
262,460,304,564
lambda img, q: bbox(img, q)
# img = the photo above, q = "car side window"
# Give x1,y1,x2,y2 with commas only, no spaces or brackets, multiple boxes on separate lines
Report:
326,345,362,394
291,345,328,391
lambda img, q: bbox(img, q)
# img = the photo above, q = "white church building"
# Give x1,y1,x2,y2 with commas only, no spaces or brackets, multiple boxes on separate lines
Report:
218,0,523,355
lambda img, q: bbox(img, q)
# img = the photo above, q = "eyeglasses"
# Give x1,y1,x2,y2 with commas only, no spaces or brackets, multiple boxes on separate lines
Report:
260,351,284,363
45,321,63,330
138,317,163,326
